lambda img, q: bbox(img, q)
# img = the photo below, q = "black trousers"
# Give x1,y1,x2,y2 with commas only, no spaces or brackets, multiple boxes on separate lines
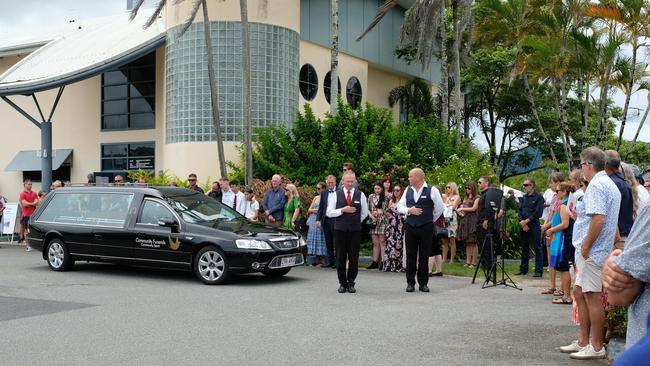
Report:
334,229,361,286
322,219,336,264
519,222,543,274
405,223,432,286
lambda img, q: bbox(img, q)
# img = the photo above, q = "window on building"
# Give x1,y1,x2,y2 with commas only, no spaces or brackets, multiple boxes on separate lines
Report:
101,52,156,130
299,64,318,101
346,77,362,109
101,142,155,172
323,71,341,105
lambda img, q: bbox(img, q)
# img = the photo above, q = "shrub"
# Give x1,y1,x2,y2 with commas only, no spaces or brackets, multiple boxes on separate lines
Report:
231,101,479,191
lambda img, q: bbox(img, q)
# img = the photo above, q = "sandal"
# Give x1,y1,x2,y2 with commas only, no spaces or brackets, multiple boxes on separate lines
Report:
552,297,573,305
541,288,556,295
553,289,565,297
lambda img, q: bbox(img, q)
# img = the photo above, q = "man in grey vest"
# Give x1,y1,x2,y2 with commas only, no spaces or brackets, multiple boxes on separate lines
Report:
326,171,368,293
397,168,444,292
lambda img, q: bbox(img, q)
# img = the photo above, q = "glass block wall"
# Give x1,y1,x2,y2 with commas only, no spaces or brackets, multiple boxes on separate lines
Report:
166,22,299,143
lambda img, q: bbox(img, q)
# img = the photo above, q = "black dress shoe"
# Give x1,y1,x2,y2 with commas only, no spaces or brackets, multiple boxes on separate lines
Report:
406,285,415,292
430,272,443,277
338,286,347,293
366,261,378,269
347,285,356,293
533,272,543,278
514,271,527,276
419,285,430,292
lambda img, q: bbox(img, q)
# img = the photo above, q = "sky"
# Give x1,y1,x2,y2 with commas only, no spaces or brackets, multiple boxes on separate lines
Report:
1,0,648,152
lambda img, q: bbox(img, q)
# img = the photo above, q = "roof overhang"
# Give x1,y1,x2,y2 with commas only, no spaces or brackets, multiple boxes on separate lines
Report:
0,10,166,97
5,149,73,172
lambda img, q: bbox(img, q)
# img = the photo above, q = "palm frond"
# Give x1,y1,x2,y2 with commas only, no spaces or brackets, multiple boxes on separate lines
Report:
585,4,621,21
356,0,399,42
129,0,147,21
143,0,168,29
174,0,202,39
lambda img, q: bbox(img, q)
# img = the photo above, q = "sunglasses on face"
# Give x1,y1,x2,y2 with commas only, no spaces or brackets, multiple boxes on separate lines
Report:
393,189,401,192
188,179,196,182
115,180,123,183
523,183,532,187
446,186,451,189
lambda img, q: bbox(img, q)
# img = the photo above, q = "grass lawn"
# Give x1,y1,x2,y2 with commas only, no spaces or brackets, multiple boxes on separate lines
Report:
441,260,522,280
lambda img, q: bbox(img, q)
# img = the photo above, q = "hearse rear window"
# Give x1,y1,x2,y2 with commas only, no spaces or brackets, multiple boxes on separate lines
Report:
38,192,134,228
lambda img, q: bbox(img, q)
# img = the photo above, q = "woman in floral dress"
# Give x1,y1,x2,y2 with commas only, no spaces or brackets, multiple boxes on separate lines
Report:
384,185,404,272
306,183,328,266
367,182,390,270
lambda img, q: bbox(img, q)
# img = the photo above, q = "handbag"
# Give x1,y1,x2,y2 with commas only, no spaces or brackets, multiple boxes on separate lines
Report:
434,216,448,238
363,216,377,230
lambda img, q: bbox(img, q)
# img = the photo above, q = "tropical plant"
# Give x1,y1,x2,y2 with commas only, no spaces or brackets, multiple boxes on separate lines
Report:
388,78,435,121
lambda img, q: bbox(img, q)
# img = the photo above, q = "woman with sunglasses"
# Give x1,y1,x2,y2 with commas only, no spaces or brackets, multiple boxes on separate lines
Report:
441,182,461,264
384,185,405,272
457,181,480,267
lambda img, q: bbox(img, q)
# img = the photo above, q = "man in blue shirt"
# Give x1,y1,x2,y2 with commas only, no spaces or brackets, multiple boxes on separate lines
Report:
605,150,633,249
516,178,545,276
263,174,287,226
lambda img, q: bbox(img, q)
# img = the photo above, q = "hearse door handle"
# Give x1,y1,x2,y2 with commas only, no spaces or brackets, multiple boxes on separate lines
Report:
94,234,103,240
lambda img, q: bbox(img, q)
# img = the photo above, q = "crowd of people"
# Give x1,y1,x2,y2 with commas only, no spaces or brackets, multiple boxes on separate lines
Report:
3,147,650,363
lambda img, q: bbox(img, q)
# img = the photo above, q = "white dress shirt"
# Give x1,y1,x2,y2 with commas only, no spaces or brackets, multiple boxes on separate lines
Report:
325,187,369,222
396,183,444,222
221,189,235,208
244,199,260,220
233,192,246,215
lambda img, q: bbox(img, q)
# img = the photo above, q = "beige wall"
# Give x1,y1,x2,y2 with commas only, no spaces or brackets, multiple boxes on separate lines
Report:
299,40,417,124
0,47,167,202
165,0,300,32
160,141,240,185
299,41,367,118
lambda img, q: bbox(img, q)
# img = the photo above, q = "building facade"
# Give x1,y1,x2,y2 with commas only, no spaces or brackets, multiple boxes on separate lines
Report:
0,0,438,201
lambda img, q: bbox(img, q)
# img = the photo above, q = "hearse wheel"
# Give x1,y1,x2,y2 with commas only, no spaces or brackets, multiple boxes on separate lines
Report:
46,238,75,271
194,246,230,285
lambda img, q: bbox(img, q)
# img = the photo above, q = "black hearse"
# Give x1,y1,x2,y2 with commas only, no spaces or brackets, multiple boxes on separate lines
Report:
27,186,305,284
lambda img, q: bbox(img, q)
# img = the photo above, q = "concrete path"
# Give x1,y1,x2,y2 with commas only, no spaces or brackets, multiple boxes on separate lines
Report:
0,245,607,365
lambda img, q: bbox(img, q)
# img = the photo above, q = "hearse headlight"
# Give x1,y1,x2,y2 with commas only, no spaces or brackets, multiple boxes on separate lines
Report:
236,239,272,250
299,236,307,247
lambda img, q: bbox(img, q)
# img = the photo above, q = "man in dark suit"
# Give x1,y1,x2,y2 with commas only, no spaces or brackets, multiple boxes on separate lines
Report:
326,171,368,293
316,175,338,267
477,176,503,271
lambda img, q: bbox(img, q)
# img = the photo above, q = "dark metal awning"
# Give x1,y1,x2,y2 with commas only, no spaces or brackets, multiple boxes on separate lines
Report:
5,149,73,172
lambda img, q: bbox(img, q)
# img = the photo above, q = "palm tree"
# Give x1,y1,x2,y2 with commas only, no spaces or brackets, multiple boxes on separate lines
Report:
451,0,472,142
240,0,253,186
473,0,559,168
388,78,435,121
587,0,650,150
357,0,449,127
130,0,228,177
330,0,339,116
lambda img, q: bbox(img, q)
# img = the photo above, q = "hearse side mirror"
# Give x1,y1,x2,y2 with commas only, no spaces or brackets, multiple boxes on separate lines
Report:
158,218,180,233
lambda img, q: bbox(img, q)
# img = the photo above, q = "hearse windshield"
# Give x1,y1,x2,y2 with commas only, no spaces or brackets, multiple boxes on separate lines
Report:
165,192,244,224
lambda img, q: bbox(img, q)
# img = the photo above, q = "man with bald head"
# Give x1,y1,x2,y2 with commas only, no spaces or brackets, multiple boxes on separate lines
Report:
397,168,444,293
263,174,287,226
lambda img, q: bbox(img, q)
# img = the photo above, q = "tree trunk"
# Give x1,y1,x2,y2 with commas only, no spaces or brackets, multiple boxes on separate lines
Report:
559,77,574,168
330,0,339,116
487,99,497,166
616,41,638,151
240,0,253,186
627,91,650,158
440,2,449,128
523,73,559,168
451,0,462,143
552,81,571,169
202,0,227,178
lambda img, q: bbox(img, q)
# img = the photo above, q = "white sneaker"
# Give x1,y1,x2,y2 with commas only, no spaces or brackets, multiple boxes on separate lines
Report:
569,344,606,360
26,246,32,252
560,340,585,353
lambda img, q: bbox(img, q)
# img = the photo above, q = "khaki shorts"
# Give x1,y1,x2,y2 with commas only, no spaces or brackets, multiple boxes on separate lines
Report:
575,253,602,293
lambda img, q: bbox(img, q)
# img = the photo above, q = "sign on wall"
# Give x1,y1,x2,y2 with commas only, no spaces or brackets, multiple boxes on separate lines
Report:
2,203,19,235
